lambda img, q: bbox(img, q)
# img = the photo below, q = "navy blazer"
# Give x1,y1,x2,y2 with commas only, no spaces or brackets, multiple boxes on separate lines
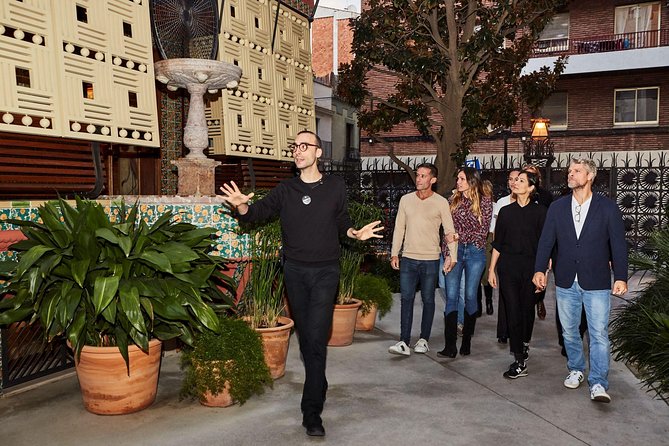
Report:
534,193,628,290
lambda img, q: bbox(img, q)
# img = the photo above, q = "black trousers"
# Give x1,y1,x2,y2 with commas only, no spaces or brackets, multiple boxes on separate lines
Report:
283,260,339,418
498,257,536,360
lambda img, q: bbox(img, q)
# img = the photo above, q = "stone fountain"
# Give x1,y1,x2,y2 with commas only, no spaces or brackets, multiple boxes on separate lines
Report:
155,58,242,196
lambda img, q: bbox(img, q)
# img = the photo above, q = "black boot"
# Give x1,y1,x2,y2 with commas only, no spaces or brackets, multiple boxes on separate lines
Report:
484,285,494,315
460,312,477,356
476,285,483,318
437,312,458,358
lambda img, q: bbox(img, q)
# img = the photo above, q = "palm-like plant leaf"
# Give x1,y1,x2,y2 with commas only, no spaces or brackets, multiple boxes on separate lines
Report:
611,225,669,399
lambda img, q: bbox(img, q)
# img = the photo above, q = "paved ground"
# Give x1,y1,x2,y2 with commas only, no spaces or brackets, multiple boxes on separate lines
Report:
0,272,667,446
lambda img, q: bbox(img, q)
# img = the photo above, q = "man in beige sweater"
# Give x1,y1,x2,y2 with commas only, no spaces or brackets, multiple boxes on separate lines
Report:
389,163,458,355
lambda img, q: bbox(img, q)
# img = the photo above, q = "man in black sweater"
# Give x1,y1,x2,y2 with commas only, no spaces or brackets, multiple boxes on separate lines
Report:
220,130,383,437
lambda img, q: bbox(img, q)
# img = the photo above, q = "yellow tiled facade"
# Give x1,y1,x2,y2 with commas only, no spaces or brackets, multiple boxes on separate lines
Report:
0,0,159,147
207,0,316,161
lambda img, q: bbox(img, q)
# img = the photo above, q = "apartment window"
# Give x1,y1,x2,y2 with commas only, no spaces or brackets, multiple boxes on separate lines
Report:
76,5,88,23
261,118,267,130
280,29,287,41
82,81,94,99
254,17,260,28
537,92,568,129
123,22,132,38
614,87,659,125
536,13,569,52
257,67,264,80
615,2,661,48
128,91,138,108
237,114,243,126
230,5,236,18
15,67,31,87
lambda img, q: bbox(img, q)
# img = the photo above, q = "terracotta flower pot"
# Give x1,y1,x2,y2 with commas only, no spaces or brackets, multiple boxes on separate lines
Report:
197,360,235,408
355,305,378,331
328,299,362,346
74,339,162,415
201,383,234,407
254,316,294,379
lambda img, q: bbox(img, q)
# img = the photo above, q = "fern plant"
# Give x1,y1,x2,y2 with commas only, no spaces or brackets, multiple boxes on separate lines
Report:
180,315,272,405
354,273,393,317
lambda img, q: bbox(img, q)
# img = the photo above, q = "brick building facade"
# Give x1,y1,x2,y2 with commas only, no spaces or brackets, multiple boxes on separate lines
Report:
311,6,357,77
360,1,669,169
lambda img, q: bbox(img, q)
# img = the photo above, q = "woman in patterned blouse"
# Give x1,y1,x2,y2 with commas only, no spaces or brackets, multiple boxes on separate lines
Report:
437,167,493,358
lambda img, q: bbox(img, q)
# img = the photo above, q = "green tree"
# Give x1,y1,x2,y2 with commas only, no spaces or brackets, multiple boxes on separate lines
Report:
338,0,567,193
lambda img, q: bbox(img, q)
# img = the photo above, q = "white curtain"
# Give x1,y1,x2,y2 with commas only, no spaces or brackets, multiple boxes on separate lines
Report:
615,7,630,35
636,4,653,32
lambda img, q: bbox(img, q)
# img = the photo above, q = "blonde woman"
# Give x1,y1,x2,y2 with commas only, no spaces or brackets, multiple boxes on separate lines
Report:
437,167,492,358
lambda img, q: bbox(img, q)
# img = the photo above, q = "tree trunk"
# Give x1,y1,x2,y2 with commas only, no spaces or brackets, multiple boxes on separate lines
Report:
435,87,464,196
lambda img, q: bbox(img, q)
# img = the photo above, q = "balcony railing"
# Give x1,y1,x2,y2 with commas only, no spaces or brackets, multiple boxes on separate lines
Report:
531,29,669,57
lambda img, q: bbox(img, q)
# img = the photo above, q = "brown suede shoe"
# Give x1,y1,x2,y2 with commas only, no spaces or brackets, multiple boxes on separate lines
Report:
537,301,546,320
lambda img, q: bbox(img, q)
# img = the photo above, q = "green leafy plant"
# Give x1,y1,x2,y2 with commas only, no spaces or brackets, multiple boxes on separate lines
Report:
0,197,234,367
236,190,286,329
337,248,363,305
180,315,272,405
337,196,384,306
366,254,400,293
354,273,393,317
611,226,669,399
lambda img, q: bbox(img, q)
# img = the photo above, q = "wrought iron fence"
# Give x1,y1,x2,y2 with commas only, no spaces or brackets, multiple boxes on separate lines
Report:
324,153,669,255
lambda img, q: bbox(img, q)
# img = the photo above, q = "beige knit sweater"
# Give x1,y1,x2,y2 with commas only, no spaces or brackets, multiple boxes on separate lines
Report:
391,192,458,261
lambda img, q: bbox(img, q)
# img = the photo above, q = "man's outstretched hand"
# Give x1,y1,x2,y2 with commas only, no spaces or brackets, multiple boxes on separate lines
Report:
348,220,384,241
219,181,254,213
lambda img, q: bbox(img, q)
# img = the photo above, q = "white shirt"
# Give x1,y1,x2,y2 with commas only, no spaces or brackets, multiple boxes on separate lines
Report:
490,194,513,233
572,195,592,282
572,195,592,239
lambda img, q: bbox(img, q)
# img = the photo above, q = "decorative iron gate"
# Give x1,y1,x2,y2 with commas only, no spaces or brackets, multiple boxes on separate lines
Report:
1,323,73,390
325,153,669,255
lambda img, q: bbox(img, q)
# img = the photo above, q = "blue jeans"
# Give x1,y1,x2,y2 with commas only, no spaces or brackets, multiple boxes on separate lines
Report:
556,281,611,389
399,258,439,344
438,255,465,324
443,244,486,317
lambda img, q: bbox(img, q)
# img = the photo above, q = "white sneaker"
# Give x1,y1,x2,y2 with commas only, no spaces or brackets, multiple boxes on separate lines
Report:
388,341,410,356
414,338,429,354
564,370,584,389
457,323,464,337
590,384,611,403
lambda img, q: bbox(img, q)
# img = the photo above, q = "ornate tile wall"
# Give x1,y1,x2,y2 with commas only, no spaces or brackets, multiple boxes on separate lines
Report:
0,199,250,261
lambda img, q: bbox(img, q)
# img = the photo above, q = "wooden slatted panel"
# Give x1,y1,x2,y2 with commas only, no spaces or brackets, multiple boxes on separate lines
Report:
213,155,294,190
0,132,99,199
241,158,294,189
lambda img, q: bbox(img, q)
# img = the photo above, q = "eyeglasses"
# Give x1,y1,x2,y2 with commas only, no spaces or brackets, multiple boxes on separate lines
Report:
288,142,320,153
574,204,581,223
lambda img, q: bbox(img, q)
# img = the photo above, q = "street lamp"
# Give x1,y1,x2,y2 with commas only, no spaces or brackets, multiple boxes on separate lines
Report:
524,118,555,163
531,118,549,140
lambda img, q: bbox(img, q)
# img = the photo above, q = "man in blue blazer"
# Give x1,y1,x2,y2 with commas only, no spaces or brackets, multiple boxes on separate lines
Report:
533,158,628,403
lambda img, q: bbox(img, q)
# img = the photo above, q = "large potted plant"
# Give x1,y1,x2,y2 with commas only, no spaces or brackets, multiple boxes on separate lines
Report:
0,197,234,414
328,248,363,346
328,196,383,346
237,201,294,379
610,224,669,400
180,315,272,407
354,272,393,331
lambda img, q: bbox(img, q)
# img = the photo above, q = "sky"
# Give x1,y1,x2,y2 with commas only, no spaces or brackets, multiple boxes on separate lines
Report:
316,0,361,12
